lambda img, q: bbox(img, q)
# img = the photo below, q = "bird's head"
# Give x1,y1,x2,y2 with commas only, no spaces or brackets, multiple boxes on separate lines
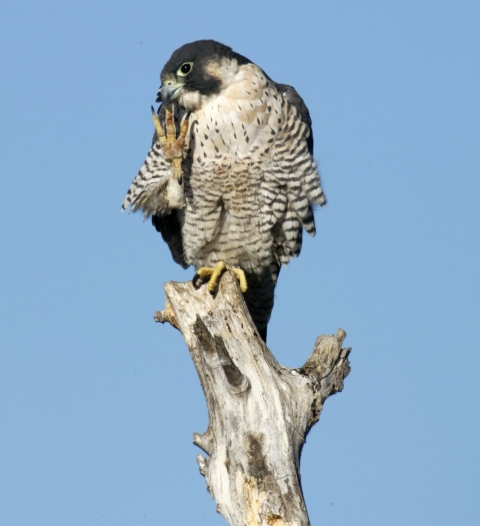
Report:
157,40,251,112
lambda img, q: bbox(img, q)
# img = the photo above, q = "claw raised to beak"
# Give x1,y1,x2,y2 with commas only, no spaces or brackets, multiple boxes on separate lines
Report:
156,83,182,106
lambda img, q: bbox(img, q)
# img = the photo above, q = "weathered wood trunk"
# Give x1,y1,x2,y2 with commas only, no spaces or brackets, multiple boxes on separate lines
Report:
155,271,351,526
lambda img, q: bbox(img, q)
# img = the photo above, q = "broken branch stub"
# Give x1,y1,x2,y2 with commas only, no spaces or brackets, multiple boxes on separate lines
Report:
155,271,351,526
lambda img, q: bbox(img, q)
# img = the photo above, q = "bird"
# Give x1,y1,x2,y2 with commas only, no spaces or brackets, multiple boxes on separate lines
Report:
122,40,326,341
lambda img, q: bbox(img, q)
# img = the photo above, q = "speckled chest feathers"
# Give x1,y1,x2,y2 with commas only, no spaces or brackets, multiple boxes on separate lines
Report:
122,40,326,340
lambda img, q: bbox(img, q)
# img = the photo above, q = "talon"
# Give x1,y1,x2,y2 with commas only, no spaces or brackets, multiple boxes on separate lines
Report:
151,106,190,182
207,261,226,292
230,268,248,293
193,262,248,294
151,106,166,146
192,272,204,289
177,112,191,150
165,104,177,144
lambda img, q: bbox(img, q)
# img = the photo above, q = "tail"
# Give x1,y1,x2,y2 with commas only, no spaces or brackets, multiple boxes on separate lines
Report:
243,264,280,342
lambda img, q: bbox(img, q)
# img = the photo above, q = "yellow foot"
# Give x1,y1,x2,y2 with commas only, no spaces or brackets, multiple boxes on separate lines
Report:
151,105,190,180
193,262,248,293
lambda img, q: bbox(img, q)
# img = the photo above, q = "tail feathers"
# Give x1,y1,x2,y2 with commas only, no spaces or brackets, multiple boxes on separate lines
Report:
243,264,279,342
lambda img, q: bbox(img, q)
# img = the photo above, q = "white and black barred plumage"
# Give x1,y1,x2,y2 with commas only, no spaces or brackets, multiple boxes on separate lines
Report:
122,40,326,340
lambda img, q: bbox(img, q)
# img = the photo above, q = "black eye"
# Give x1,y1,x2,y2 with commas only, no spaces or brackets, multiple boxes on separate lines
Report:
177,62,193,76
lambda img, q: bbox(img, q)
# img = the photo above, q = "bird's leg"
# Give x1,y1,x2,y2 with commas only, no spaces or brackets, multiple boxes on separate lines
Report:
193,262,248,293
151,105,190,181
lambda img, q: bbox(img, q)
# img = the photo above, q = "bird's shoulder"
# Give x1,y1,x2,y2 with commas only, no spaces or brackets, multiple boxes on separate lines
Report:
188,63,314,162
268,81,314,155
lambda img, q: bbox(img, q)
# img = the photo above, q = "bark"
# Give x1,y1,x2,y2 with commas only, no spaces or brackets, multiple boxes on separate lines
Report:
155,271,351,526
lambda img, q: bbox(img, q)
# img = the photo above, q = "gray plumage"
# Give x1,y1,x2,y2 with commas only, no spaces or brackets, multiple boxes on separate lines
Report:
122,40,326,340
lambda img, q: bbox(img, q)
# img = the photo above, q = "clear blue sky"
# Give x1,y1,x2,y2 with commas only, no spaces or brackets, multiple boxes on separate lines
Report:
1,1,479,524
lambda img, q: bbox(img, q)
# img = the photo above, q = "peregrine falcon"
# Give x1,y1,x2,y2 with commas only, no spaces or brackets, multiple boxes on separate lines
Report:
122,40,326,341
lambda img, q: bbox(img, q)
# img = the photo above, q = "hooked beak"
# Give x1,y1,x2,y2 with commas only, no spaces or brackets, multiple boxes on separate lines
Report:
156,83,182,106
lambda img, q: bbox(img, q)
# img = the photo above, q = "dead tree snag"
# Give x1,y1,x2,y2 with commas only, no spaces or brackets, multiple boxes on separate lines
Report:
155,271,351,526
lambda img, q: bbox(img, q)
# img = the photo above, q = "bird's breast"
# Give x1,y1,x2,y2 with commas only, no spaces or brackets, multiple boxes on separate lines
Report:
187,64,284,163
